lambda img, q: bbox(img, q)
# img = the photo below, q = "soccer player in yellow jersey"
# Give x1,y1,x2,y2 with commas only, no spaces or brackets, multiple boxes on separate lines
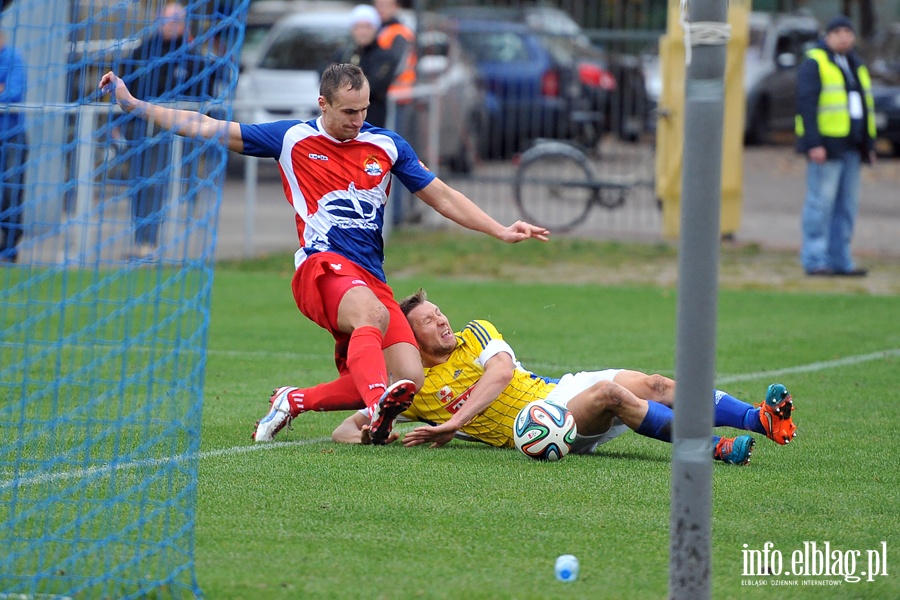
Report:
332,289,797,465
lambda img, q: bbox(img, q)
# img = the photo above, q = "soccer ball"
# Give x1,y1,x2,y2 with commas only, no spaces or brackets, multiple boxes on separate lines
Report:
513,400,577,461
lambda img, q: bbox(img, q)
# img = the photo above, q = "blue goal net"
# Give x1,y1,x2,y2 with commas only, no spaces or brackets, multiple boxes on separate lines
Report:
0,0,247,597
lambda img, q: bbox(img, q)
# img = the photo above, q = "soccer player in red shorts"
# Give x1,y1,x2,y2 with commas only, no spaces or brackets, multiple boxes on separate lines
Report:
99,63,549,444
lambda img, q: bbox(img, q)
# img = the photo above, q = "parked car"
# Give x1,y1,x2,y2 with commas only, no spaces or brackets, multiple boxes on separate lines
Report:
234,10,351,125
414,13,488,172
440,5,649,142
642,11,821,144
868,22,900,157
436,16,588,158
238,0,353,71
868,22,900,85
742,11,821,144
232,8,485,174
872,83,900,156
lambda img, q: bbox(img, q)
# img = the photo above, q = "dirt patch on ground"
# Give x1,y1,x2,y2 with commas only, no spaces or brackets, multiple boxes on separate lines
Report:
488,246,900,295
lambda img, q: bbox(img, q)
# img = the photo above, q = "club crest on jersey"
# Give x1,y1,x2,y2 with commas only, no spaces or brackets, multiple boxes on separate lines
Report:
441,384,475,414
363,155,383,176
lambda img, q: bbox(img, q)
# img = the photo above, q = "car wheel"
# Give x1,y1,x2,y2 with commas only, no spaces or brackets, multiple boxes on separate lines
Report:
745,98,771,145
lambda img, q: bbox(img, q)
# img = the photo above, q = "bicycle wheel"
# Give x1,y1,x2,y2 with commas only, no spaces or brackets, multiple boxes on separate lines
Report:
514,142,595,232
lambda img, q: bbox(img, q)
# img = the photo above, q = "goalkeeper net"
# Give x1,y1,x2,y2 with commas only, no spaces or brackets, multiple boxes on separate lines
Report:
1,0,247,597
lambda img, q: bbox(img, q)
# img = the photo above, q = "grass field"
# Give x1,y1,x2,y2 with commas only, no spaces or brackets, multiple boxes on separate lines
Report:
197,235,899,599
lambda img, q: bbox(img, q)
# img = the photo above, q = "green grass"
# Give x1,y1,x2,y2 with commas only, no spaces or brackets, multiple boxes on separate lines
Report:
197,237,900,599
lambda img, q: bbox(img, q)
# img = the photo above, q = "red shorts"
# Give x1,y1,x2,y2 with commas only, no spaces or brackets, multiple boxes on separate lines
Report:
291,252,416,371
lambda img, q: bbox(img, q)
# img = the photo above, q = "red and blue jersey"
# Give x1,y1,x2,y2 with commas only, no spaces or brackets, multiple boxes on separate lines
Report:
239,118,435,281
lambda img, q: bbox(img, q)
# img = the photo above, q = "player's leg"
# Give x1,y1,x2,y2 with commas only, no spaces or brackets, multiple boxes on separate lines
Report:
254,261,420,442
566,377,754,464
565,379,660,437
614,367,796,446
252,375,364,443
336,285,393,404
712,384,796,445
611,370,675,406
365,296,422,445
254,258,392,442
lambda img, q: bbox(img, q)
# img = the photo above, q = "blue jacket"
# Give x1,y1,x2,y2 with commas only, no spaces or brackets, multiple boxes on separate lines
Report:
795,40,874,161
0,43,27,135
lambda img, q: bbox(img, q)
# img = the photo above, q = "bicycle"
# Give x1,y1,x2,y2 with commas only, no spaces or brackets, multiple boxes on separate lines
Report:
512,138,654,232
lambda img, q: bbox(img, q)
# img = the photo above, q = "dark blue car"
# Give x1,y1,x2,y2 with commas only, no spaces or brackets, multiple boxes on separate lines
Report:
448,18,585,158
872,84,900,157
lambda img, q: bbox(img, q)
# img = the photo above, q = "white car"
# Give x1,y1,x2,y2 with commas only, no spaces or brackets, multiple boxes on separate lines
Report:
234,10,353,125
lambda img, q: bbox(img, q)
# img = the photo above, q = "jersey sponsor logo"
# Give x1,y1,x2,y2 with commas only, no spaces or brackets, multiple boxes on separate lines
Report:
308,153,329,161
364,155,383,176
351,279,366,285
330,263,343,270
318,183,380,231
438,384,476,414
418,159,430,171
453,369,462,379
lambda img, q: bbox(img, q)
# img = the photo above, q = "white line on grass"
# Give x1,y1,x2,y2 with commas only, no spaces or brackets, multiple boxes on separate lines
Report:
3,349,897,490
0,437,331,492
714,348,900,385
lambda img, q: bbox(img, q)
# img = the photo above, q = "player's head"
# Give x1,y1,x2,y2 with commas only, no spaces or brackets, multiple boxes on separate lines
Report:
319,63,370,140
400,289,456,364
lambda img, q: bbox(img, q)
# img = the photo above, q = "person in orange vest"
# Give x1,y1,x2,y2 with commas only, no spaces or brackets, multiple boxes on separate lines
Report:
374,0,416,117
374,0,418,224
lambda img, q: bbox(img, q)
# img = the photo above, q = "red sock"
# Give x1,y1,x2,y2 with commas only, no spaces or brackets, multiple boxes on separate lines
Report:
346,325,387,408
296,375,366,412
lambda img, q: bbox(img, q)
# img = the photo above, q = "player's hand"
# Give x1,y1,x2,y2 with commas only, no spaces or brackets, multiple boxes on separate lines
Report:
402,424,456,449
359,424,398,445
499,220,550,243
98,71,137,111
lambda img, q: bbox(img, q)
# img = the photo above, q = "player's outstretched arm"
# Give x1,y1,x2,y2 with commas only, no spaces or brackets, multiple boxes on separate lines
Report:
98,71,245,153
416,178,550,243
402,352,515,449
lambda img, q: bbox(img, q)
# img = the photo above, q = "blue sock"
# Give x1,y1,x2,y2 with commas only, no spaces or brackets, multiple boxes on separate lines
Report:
635,400,672,443
714,390,765,434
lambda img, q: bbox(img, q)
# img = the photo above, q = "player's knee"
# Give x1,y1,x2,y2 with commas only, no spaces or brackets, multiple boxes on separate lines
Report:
646,374,673,396
360,302,390,333
410,371,424,391
587,380,626,410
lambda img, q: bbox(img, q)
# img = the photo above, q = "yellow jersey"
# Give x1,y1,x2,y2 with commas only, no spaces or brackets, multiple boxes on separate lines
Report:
403,320,558,448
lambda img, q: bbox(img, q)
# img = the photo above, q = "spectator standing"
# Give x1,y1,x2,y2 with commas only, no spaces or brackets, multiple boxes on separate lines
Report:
334,5,398,128
0,29,27,263
795,15,876,277
374,0,416,126
374,0,417,224
121,1,203,260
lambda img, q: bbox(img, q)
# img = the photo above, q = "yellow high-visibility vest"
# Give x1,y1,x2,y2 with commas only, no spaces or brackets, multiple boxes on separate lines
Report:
795,48,876,139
